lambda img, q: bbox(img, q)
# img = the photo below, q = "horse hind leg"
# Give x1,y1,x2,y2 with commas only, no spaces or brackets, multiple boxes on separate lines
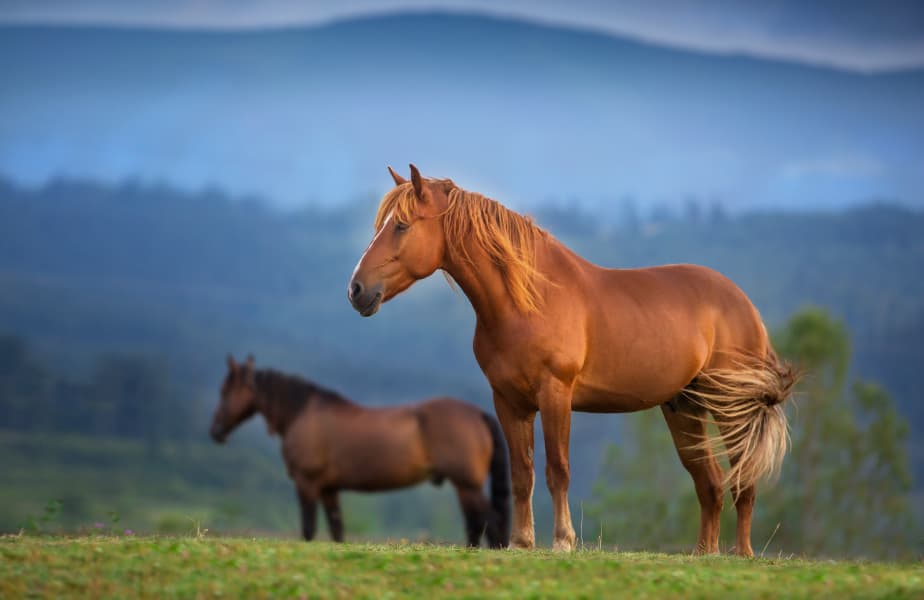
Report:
731,479,756,558
454,484,490,547
692,364,793,558
660,401,724,554
321,489,345,543
717,421,757,557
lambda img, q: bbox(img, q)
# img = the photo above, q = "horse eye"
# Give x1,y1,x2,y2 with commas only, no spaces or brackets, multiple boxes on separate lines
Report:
395,221,409,233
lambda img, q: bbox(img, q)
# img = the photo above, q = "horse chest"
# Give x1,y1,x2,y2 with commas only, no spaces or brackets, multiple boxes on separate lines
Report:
475,341,581,411
282,419,328,476
475,336,535,394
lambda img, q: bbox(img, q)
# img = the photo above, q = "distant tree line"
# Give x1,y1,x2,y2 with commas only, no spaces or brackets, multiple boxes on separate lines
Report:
1,174,922,513
0,334,194,452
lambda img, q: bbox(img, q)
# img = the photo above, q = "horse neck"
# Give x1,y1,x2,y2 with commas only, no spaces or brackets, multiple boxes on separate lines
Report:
253,370,310,437
442,234,546,327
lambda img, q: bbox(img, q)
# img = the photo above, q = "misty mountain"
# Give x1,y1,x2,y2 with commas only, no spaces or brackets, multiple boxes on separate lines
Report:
1,13,922,211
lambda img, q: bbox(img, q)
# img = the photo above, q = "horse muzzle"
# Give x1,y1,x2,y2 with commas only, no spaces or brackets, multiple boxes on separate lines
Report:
209,422,228,444
348,279,384,317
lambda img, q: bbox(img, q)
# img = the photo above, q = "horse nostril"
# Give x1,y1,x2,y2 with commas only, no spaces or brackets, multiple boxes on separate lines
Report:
350,281,364,301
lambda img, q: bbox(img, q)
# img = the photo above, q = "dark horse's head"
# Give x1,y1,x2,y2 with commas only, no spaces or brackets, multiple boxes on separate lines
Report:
210,354,258,443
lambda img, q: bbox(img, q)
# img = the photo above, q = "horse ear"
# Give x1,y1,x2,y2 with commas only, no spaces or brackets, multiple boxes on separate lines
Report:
245,355,256,386
409,163,424,200
387,165,407,186
227,354,237,371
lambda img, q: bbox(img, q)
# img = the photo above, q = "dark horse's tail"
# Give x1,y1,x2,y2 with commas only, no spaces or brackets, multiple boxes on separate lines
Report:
481,411,511,548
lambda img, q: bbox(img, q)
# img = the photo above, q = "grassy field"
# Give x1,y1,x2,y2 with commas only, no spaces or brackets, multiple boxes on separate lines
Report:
1,536,922,599
0,430,466,542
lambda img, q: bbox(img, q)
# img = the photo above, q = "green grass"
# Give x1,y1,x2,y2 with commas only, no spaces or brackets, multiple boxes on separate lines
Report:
1,536,922,599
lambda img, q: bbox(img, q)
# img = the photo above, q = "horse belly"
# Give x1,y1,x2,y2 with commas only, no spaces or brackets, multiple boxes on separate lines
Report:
571,379,673,413
335,424,432,491
572,334,706,413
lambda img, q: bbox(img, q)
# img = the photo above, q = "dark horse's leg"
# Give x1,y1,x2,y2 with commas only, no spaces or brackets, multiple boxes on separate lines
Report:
296,485,318,541
455,485,490,547
321,490,345,543
661,402,724,554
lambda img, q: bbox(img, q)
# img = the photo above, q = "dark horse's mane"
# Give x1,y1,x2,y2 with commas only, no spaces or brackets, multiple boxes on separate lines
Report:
254,369,352,430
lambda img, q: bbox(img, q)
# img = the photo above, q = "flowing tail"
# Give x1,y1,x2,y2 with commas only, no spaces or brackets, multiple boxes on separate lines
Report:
481,411,511,548
681,349,800,492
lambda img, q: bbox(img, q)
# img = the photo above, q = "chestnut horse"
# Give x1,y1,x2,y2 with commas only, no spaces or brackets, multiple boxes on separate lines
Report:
348,165,798,555
209,356,510,547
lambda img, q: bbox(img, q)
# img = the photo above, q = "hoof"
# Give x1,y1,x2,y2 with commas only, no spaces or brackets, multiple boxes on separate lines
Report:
508,535,535,550
551,537,575,552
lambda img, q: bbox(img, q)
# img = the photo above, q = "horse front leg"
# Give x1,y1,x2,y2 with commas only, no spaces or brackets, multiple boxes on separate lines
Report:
295,477,318,541
537,377,577,551
493,393,537,549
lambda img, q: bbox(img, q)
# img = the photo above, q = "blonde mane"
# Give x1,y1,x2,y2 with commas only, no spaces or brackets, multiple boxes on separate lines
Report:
374,180,547,313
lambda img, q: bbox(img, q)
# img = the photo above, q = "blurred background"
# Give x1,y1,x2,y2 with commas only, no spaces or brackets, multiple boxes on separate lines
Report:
0,1,922,558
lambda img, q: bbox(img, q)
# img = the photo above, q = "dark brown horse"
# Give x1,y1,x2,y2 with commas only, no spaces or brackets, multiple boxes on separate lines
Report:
348,164,799,555
209,355,510,547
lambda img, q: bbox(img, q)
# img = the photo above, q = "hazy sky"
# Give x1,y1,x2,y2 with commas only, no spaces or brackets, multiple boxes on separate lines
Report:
2,0,923,71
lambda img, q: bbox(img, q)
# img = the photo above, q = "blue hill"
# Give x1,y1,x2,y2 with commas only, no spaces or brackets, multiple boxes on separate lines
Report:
1,13,921,210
